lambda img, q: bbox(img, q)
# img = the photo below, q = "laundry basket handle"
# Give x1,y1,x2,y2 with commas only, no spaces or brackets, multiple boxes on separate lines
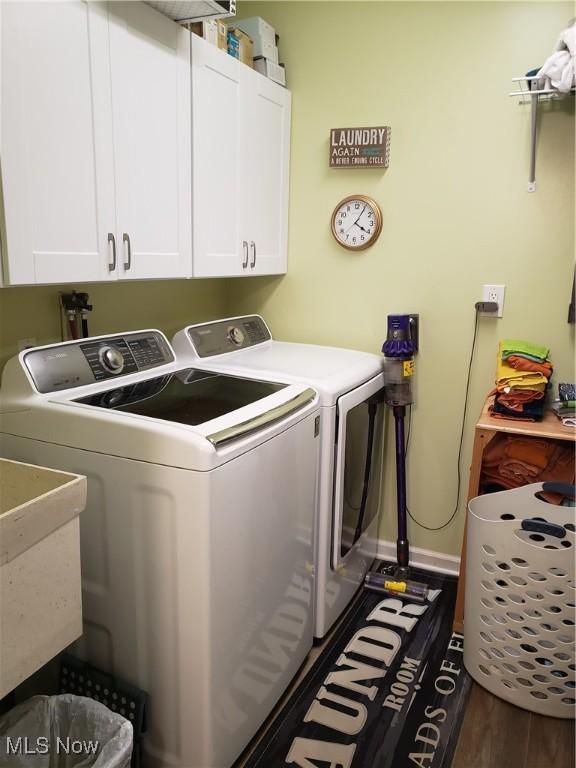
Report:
521,518,566,538
541,482,576,499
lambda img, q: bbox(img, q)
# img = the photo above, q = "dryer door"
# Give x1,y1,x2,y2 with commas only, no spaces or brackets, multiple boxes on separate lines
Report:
332,376,385,569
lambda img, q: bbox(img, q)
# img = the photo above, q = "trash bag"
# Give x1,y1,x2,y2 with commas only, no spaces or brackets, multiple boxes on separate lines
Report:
0,695,133,767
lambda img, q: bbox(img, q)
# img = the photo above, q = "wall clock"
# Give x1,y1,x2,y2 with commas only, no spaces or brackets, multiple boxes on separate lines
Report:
331,195,382,250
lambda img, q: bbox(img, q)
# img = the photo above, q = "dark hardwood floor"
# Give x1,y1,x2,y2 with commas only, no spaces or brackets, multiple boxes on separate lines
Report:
453,682,575,768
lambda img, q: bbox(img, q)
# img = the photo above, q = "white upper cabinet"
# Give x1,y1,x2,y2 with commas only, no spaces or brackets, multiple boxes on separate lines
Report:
0,2,116,285
191,34,243,278
240,68,291,276
1,6,289,285
0,1,191,286
108,3,191,280
191,34,291,278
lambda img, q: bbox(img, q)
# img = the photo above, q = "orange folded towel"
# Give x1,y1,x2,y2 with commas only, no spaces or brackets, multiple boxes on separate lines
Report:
506,355,553,378
503,437,556,470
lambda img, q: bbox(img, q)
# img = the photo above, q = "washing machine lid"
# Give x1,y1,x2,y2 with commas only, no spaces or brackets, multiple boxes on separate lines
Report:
213,341,383,386
173,317,384,406
73,367,287,431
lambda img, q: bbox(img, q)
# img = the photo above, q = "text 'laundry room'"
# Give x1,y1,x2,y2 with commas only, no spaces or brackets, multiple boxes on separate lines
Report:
0,2,574,768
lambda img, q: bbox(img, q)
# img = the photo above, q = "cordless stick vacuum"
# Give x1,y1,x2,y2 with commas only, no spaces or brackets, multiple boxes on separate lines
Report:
364,314,430,603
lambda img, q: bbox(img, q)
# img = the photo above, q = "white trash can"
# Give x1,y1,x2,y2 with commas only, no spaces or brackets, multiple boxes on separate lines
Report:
463,482,575,718
0,694,133,767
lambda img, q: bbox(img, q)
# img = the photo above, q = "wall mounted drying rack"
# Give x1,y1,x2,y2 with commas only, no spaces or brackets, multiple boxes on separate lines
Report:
509,76,575,192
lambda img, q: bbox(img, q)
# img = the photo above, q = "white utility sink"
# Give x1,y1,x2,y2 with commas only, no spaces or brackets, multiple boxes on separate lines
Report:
0,458,86,698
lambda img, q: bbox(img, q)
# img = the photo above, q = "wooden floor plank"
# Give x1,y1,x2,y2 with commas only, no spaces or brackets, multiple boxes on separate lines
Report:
452,682,531,768
525,711,575,768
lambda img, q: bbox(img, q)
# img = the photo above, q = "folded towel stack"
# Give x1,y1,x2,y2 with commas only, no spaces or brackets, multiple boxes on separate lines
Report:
481,434,575,496
489,339,553,422
552,382,576,427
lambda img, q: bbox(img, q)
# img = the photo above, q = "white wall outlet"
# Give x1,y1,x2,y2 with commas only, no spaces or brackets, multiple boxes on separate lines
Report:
17,337,37,352
481,284,505,318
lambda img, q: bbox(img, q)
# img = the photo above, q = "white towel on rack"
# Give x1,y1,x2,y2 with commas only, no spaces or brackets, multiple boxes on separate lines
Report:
536,22,575,93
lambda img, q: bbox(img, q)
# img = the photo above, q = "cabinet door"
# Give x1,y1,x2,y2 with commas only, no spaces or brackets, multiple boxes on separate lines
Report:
241,71,291,276
108,2,191,280
0,2,116,285
190,35,243,278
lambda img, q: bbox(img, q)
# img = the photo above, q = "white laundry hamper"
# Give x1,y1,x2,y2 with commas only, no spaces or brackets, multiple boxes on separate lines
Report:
463,481,575,718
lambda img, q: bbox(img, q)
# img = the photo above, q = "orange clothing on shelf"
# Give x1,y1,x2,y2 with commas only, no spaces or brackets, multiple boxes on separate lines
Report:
496,352,548,391
499,460,540,484
506,355,553,378
496,390,545,412
480,434,575,496
504,437,557,469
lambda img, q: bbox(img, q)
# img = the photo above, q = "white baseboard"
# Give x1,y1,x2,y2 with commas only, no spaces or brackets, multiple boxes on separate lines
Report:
376,539,461,577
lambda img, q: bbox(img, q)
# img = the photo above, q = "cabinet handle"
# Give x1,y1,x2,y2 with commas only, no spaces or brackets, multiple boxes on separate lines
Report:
250,241,256,268
122,233,132,270
242,240,249,269
107,233,117,272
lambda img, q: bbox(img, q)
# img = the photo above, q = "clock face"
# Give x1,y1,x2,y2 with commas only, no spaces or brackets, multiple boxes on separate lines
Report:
331,195,382,250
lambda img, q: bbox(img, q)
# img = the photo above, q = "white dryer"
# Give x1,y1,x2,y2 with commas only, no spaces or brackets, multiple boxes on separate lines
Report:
172,316,386,640
0,330,320,767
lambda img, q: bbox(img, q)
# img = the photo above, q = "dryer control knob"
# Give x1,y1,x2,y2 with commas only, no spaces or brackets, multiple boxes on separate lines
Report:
228,326,245,346
99,345,124,374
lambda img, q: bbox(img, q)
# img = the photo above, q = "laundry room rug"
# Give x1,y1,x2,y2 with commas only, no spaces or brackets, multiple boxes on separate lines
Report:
243,564,471,768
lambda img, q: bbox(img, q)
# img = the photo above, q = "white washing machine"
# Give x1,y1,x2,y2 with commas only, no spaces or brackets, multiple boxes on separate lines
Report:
0,330,320,768
172,316,386,640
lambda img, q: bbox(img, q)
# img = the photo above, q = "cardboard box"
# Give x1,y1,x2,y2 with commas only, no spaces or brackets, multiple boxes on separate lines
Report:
233,17,277,60
216,21,227,50
233,16,275,47
228,28,254,68
254,41,278,64
227,29,240,59
254,57,286,87
190,19,227,50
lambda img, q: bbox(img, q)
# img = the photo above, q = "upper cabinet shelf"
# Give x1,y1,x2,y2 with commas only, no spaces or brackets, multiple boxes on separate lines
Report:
0,2,290,286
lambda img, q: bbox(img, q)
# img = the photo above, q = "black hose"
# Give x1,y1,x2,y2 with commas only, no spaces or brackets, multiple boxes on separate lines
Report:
353,398,379,545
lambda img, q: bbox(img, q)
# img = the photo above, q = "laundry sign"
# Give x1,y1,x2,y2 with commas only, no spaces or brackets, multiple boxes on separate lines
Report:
330,126,391,168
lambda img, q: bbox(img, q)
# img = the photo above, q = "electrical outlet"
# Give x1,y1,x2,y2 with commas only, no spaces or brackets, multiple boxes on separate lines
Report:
17,337,37,352
481,284,505,318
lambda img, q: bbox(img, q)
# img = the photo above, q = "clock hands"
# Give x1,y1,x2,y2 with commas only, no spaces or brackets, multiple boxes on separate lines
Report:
346,205,374,238
346,204,367,233
332,196,381,248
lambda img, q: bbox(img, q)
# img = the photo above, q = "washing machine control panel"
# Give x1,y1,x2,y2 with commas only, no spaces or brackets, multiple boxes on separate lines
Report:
99,345,125,373
81,338,138,381
188,316,271,358
24,331,174,393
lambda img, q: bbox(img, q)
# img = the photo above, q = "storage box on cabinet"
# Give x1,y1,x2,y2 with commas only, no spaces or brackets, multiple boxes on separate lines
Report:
190,33,290,278
0,1,191,285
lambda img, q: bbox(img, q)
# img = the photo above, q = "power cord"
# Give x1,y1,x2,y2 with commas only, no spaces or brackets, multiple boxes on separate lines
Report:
405,308,482,531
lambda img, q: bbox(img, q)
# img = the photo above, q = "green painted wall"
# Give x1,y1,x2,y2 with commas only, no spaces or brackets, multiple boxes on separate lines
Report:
0,280,227,371
229,1,576,555
0,1,573,559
